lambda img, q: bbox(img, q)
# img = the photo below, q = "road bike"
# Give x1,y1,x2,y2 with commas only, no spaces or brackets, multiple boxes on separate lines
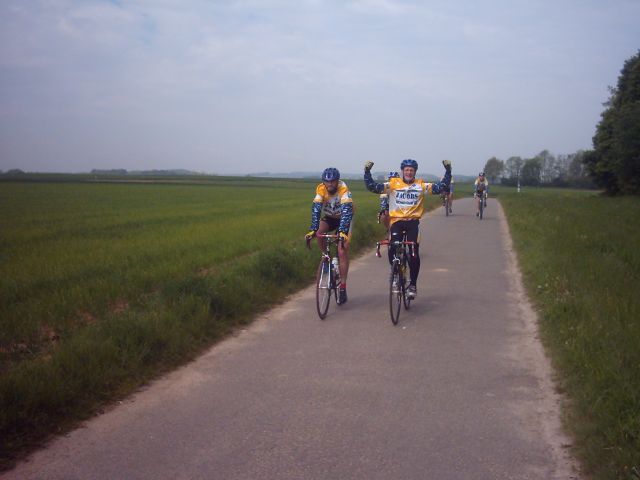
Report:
475,190,487,220
377,236,415,325
440,192,450,217
308,233,343,319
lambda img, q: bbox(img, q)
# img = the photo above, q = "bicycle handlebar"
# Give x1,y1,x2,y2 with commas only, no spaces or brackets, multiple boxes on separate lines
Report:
376,239,416,258
306,233,343,249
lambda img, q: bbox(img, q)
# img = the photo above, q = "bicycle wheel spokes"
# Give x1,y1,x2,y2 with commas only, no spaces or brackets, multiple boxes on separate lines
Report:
402,273,411,310
316,259,332,319
389,265,402,325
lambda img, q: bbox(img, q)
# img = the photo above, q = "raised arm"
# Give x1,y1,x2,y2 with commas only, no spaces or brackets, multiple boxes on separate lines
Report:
429,161,452,195
363,161,385,194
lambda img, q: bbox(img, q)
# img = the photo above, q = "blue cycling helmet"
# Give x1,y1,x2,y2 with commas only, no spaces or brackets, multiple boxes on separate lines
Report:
388,171,399,179
321,167,340,181
400,159,418,171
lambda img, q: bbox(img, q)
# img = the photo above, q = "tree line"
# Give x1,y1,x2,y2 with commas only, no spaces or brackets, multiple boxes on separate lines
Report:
482,50,639,194
483,150,593,188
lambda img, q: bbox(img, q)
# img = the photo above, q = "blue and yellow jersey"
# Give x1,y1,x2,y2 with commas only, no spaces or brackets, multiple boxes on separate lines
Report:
309,180,354,234
383,177,438,224
474,178,489,192
313,181,353,218
365,169,450,226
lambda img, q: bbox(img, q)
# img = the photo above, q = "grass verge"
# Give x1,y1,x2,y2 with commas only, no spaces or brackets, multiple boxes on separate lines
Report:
497,187,640,480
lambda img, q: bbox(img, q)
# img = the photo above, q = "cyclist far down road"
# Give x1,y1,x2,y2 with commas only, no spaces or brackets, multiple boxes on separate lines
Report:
305,167,354,304
474,171,489,218
440,164,455,215
364,159,452,300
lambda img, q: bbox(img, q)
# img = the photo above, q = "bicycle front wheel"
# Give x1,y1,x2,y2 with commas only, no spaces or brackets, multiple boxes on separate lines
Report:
389,265,402,325
316,259,332,319
402,285,411,310
445,197,449,217
479,198,484,220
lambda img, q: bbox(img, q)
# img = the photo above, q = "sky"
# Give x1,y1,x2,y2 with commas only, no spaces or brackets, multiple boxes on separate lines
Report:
1,0,639,176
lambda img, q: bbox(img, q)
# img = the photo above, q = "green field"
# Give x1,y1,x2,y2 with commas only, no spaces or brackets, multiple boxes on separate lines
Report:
497,187,640,480
0,175,445,466
1,178,325,351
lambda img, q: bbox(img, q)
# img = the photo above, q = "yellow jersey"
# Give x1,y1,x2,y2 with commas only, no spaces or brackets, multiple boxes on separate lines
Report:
313,181,353,219
474,178,489,191
384,177,437,224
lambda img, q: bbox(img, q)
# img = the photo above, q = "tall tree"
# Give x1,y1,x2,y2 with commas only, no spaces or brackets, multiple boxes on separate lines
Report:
521,158,542,186
568,151,586,178
505,156,524,180
536,150,558,183
483,157,505,183
587,50,640,194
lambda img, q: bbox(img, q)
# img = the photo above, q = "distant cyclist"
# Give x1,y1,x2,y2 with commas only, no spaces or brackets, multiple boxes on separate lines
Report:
474,172,489,217
305,167,354,304
378,171,399,236
440,161,454,214
364,159,452,300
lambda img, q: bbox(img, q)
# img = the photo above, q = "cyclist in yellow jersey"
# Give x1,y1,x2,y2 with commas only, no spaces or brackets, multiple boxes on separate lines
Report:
474,172,489,217
364,159,452,299
305,167,354,304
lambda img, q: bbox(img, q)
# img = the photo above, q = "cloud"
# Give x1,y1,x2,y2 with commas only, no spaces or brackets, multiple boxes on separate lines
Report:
1,0,639,173
347,0,415,15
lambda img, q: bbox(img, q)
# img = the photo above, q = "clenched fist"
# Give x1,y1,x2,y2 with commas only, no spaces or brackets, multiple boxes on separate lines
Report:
364,161,374,171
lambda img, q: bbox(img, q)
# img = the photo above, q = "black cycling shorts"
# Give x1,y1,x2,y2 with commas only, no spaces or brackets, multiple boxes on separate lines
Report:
390,219,420,244
321,216,340,232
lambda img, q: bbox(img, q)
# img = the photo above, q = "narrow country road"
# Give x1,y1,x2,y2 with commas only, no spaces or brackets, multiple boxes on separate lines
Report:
3,198,579,479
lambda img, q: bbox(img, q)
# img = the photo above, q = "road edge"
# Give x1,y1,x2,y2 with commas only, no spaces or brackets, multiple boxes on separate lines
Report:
497,199,582,480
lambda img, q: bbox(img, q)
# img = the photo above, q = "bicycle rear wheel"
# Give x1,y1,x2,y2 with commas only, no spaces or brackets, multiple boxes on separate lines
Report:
316,259,332,319
389,264,402,325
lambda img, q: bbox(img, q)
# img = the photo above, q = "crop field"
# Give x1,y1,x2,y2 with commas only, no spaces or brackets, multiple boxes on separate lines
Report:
1,178,326,353
498,187,640,480
0,175,445,465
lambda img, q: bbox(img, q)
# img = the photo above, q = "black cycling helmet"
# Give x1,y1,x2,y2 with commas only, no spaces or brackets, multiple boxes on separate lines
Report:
322,167,340,181
479,171,485,176
400,159,418,171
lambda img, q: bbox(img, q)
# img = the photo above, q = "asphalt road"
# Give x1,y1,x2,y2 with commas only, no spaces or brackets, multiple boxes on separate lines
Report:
3,198,579,480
